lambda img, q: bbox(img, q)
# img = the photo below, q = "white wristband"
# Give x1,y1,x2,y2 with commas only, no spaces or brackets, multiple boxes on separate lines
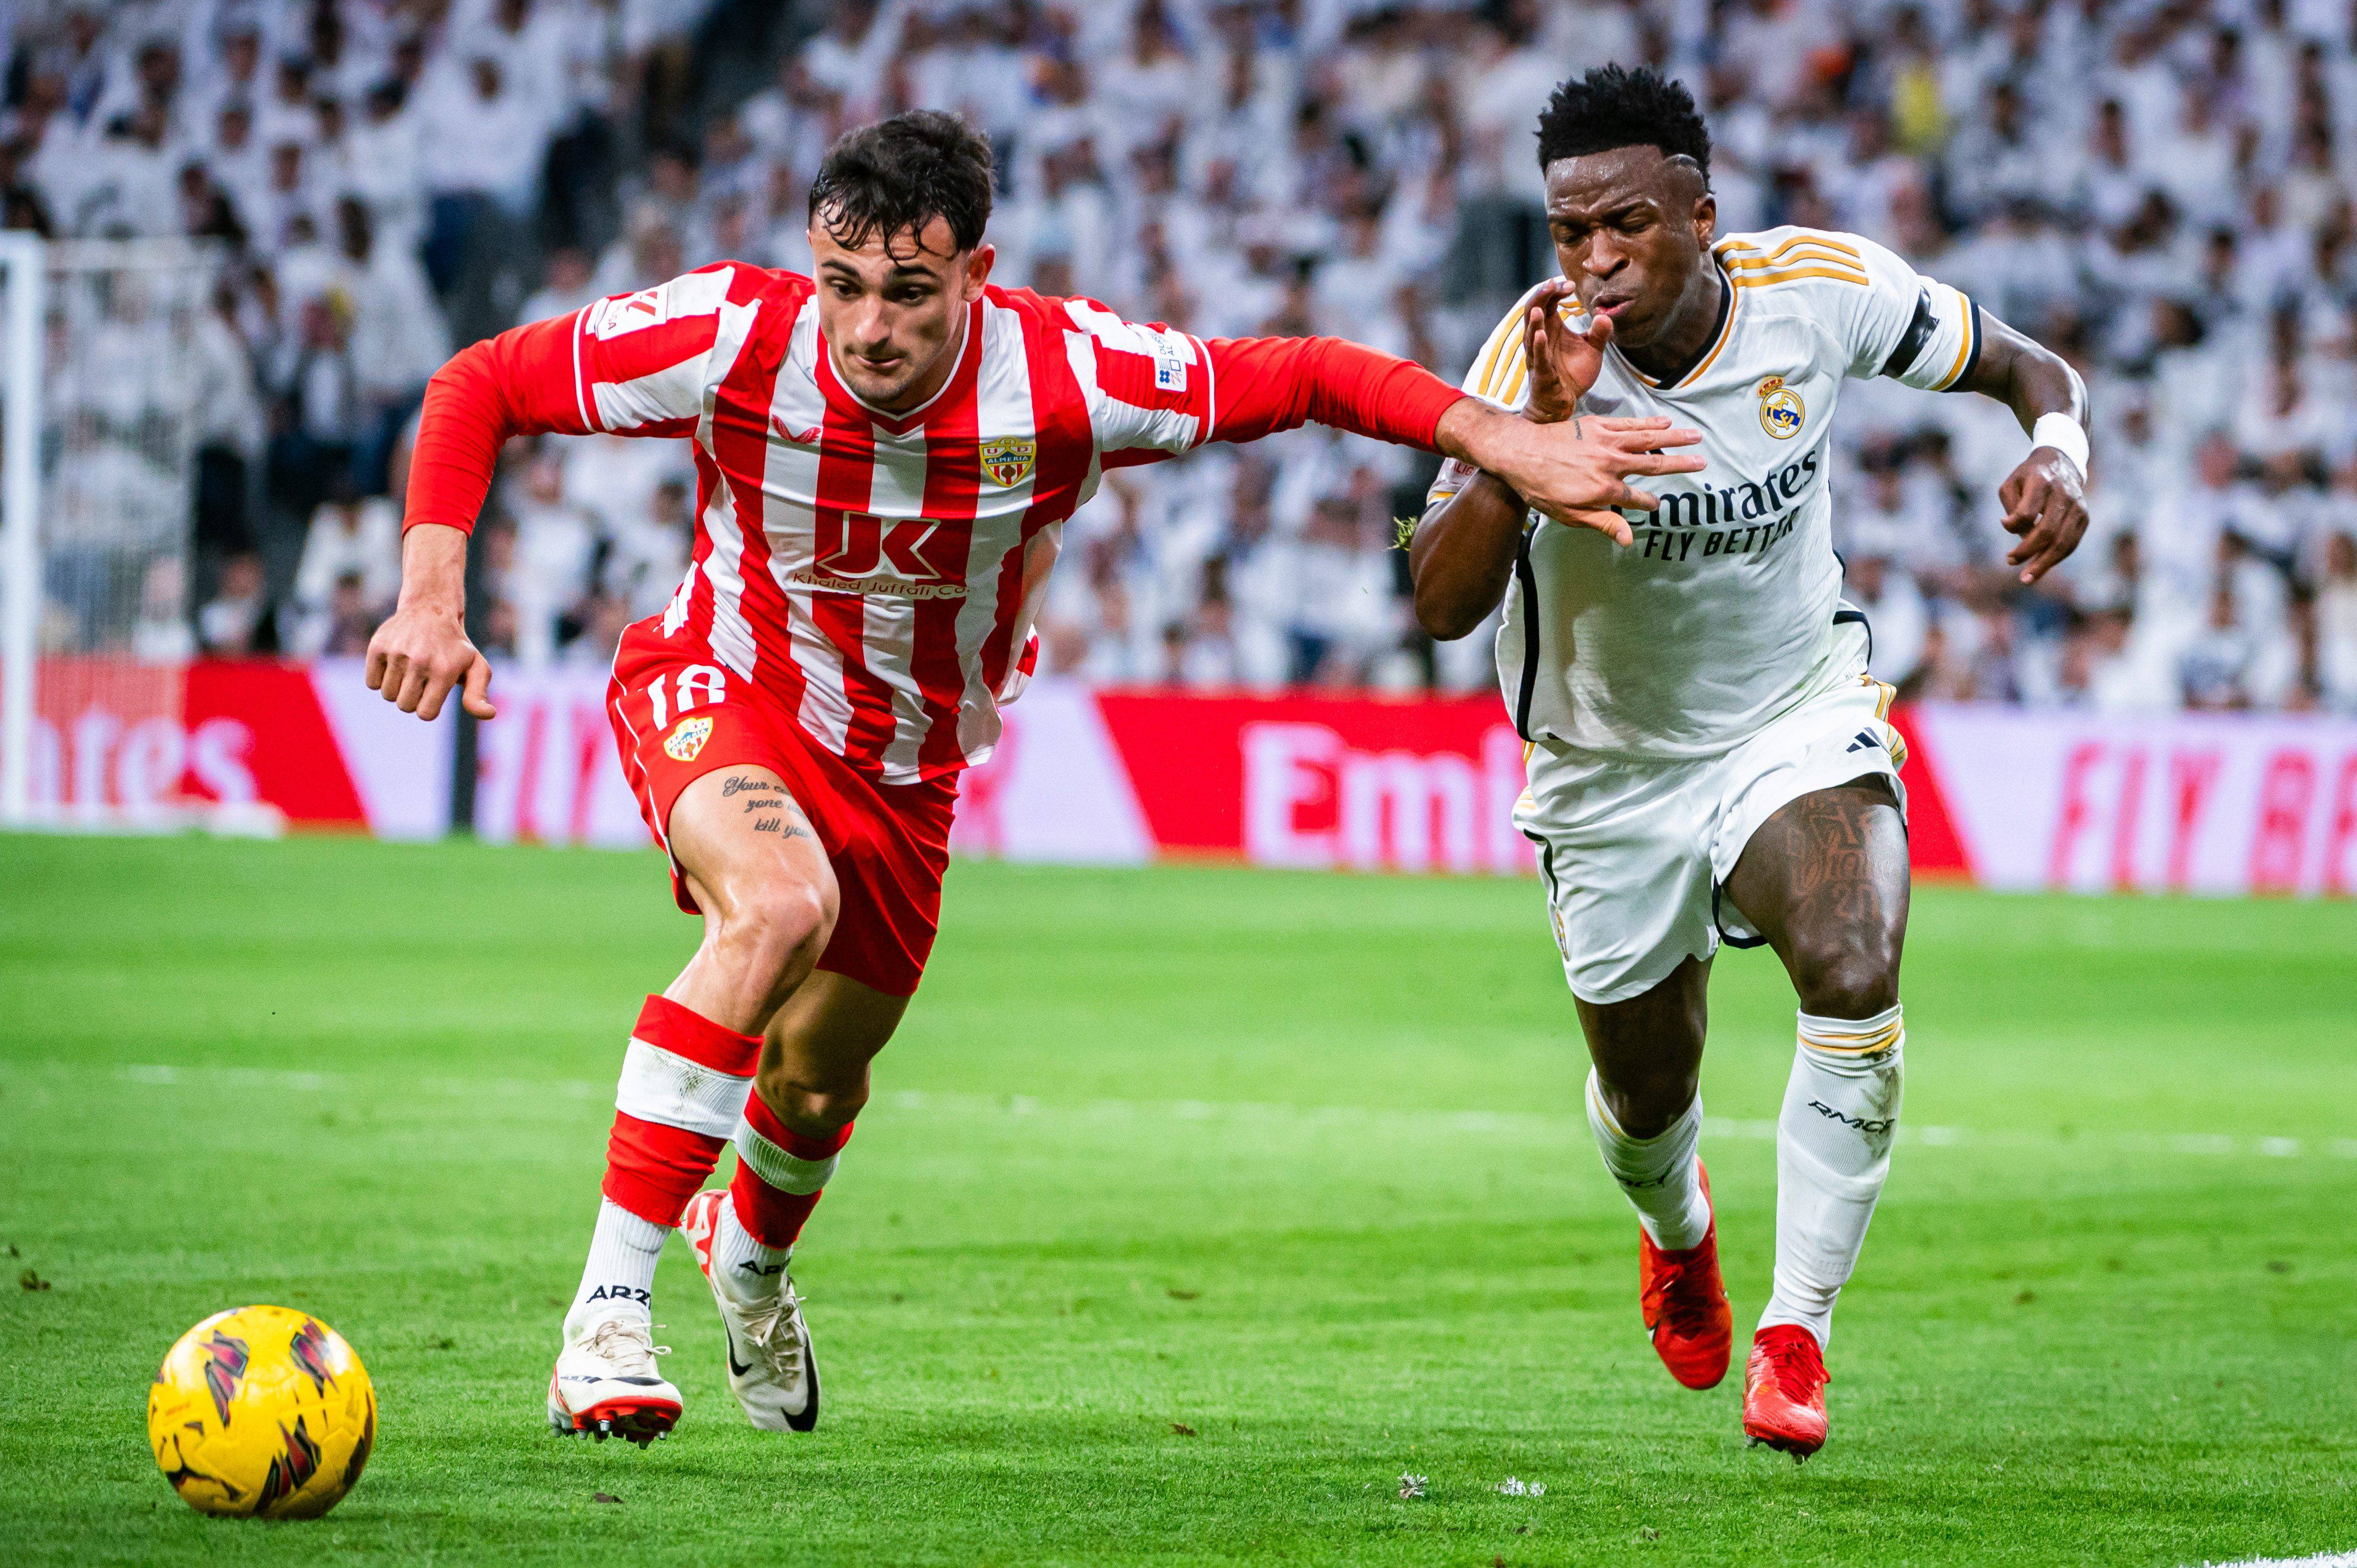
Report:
2030,413,2088,479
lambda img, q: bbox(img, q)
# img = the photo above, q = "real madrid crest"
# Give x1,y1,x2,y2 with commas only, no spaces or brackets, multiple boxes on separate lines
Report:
979,435,1037,488
663,715,713,763
1756,375,1804,440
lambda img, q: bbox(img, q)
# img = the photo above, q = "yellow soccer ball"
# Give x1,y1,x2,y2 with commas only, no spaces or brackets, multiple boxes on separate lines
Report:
147,1305,376,1519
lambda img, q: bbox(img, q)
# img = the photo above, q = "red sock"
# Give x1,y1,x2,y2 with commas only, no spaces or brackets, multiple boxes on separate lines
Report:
728,1090,852,1250
602,996,762,1227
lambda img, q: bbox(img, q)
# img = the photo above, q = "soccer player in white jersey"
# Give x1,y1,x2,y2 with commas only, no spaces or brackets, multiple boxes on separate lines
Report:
1410,68,2090,1460
363,111,1701,1445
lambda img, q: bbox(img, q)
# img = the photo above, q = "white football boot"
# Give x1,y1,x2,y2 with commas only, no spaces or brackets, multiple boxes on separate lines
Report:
546,1313,682,1445
680,1189,821,1431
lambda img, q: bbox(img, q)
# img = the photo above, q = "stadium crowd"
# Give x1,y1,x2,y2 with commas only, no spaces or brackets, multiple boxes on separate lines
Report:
12,0,2357,713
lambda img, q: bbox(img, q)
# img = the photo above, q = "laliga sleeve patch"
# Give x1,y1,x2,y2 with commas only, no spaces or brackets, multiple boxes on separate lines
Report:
664,716,714,762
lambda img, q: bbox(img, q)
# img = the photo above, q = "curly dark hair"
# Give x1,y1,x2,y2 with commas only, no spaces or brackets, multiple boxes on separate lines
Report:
1534,65,1712,181
810,109,997,254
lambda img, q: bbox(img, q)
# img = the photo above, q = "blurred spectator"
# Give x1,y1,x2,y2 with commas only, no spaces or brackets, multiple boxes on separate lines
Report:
2317,532,2357,710
197,553,268,655
290,485,401,656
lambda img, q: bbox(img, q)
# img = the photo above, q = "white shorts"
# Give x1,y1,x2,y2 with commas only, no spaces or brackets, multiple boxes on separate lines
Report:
1514,634,1906,1006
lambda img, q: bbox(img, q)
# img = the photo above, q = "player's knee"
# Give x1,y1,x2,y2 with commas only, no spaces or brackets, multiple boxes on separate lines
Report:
716,880,836,990
1598,1064,1699,1139
1792,938,1900,1020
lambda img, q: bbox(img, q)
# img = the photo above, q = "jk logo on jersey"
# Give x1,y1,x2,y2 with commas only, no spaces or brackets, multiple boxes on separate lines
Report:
1756,376,1805,439
664,716,713,763
979,436,1036,488
795,511,967,599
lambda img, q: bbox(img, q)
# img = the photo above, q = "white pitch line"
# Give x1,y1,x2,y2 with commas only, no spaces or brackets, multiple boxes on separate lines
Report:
2186,1554,2357,1567
3,1062,2352,1166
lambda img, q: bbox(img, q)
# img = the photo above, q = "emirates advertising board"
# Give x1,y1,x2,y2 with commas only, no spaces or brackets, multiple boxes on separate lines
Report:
15,658,2357,898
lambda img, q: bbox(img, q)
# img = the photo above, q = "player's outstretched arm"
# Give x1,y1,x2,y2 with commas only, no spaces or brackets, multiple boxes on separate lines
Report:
1950,313,2091,584
1407,413,1692,640
364,316,582,723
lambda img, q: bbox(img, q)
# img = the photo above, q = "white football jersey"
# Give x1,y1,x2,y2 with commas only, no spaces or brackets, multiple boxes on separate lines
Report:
1431,227,1983,758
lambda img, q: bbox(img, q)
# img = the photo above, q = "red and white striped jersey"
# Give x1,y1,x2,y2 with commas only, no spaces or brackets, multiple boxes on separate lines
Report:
405,261,1462,783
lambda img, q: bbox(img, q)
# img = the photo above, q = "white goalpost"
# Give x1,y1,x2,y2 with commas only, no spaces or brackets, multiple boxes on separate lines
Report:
0,236,224,830
0,231,42,827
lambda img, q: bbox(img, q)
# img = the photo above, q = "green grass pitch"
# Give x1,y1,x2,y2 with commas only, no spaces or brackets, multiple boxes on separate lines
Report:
2,833,2353,1566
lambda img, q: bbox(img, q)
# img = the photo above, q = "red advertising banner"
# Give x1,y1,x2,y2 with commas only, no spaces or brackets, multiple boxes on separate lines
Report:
13,658,2354,897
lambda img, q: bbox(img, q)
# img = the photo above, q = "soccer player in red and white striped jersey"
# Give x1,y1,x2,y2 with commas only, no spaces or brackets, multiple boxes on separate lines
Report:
366,111,1702,1444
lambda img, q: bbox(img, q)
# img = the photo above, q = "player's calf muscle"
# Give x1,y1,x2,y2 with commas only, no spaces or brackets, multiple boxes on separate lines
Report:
747,975,908,1140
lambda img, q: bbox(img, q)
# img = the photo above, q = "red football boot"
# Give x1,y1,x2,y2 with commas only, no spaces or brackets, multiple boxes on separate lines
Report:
1743,1323,1831,1461
1637,1162,1733,1389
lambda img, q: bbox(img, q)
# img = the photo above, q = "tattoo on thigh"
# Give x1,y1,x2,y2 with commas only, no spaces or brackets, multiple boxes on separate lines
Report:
1781,790,1895,931
722,777,781,799
739,795,810,840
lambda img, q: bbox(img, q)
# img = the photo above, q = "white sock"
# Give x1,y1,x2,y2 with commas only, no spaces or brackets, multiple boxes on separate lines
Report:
1585,1069,1713,1251
1761,1003,1906,1349
566,1199,667,1338
710,1195,791,1306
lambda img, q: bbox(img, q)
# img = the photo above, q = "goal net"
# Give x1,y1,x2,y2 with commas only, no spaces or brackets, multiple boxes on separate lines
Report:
1,236,223,828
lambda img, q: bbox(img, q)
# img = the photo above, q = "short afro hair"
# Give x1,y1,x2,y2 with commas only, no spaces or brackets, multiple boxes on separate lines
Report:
811,109,996,255
1534,65,1711,182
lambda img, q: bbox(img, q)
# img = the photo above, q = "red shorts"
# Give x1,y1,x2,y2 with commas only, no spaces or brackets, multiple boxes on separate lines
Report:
605,620,958,997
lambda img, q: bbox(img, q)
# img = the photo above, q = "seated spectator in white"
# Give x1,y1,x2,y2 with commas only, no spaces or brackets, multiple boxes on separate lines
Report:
203,101,268,231
510,456,599,667
2168,578,2300,712
197,553,268,656
272,294,364,458
2233,359,2336,469
320,573,380,658
2315,532,2357,711
519,247,599,326
291,485,401,652
346,80,424,254
131,556,196,662
185,23,265,145
740,56,843,185
2179,583,2261,710
566,589,636,667
257,53,320,151
253,140,326,260
604,477,695,619
1840,450,1963,582
75,100,181,236
1170,567,1243,690
799,0,900,123
562,432,692,540
2079,608,2183,713
419,55,547,293
1285,494,1401,688
1839,554,1930,691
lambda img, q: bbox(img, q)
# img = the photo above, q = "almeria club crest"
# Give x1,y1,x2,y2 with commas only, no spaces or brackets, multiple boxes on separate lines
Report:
979,436,1036,489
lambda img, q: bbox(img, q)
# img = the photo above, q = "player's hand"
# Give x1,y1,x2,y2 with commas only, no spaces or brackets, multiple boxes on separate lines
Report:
365,603,496,722
1522,280,1611,424
1997,446,2088,585
1476,413,1706,544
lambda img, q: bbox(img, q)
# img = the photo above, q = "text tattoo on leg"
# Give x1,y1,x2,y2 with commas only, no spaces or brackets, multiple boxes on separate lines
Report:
1785,790,1884,932
1726,781,1909,1013
721,776,813,840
